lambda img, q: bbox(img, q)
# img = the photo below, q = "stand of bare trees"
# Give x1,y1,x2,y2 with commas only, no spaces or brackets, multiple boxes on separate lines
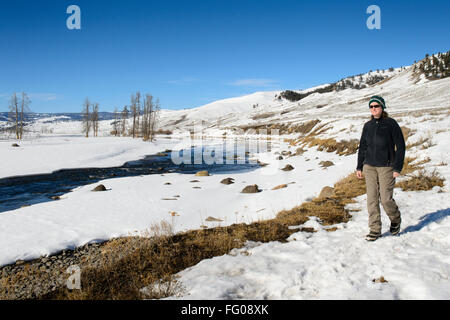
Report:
112,92,160,141
81,98,100,137
8,92,31,140
142,95,160,141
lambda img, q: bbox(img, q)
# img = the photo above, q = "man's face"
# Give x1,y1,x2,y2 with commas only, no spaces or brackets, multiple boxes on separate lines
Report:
369,102,383,118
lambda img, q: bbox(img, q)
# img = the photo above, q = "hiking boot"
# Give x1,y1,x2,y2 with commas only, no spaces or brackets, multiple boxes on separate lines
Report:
365,231,381,241
390,222,401,235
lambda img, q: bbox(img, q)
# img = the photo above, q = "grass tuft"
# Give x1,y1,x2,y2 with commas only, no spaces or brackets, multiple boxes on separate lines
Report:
396,169,444,191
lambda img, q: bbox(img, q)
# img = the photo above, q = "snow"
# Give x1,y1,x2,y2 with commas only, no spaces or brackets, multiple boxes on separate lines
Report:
0,134,359,266
155,66,450,130
166,189,450,300
0,59,449,299
160,122,450,300
0,135,185,179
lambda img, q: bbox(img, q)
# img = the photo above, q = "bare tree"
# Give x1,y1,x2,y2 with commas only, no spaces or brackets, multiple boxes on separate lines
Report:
7,92,30,140
82,98,91,137
8,93,20,139
112,107,120,136
91,102,99,137
130,94,137,138
135,91,141,137
141,94,153,141
19,93,31,139
121,105,129,136
129,91,142,138
149,98,161,141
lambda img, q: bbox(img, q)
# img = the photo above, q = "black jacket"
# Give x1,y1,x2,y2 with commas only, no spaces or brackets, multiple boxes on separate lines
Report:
357,116,405,173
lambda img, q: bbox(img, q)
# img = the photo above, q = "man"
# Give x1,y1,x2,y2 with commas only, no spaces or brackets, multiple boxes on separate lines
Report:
356,95,405,241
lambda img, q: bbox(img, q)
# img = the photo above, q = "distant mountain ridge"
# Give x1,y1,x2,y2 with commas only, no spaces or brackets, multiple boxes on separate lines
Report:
0,112,117,123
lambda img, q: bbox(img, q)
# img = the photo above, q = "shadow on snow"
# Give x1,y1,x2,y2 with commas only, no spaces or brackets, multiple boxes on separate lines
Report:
401,208,450,234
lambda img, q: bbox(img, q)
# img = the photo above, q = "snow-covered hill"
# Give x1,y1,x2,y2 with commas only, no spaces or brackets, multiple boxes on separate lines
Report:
156,55,449,135
2,52,449,139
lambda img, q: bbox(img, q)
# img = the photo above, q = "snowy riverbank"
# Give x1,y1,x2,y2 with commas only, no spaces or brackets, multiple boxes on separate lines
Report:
1,109,449,299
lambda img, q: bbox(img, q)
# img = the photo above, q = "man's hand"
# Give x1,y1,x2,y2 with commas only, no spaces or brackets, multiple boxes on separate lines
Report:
393,171,400,178
356,170,363,179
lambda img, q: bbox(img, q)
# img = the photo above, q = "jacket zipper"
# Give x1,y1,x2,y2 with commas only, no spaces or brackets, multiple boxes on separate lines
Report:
373,119,378,159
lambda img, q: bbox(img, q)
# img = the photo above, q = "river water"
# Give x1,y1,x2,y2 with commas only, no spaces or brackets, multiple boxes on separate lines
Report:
0,145,262,213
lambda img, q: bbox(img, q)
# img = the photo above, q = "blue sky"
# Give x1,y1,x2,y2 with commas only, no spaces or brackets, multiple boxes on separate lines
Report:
0,0,448,113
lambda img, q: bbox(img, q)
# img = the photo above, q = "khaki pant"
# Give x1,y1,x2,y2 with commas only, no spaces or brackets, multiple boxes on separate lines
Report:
363,164,401,234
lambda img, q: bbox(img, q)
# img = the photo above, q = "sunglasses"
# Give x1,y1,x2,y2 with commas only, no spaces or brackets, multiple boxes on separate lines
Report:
369,104,382,109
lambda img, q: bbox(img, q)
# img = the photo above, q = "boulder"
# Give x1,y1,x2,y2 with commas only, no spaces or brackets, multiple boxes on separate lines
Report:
241,184,261,193
256,160,269,167
272,184,288,190
281,164,294,171
319,160,334,168
92,184,107,192
221,177,235,185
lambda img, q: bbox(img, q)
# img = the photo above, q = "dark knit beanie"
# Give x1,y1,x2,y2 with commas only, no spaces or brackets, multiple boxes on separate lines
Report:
369,95,386,109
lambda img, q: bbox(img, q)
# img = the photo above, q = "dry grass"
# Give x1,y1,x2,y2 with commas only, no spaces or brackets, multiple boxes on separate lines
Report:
238,120,321,135
295,137,359,156
289,119,321,135
401,156,431,175
277,173,366,227
395,107,449,119
396,169,444,191
401,126,415,142
284,120,359,156
406,132,435,150
37,169,371,300
406,136,429,149
251,112,276,120
43,216,308,300
285,124,413,158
